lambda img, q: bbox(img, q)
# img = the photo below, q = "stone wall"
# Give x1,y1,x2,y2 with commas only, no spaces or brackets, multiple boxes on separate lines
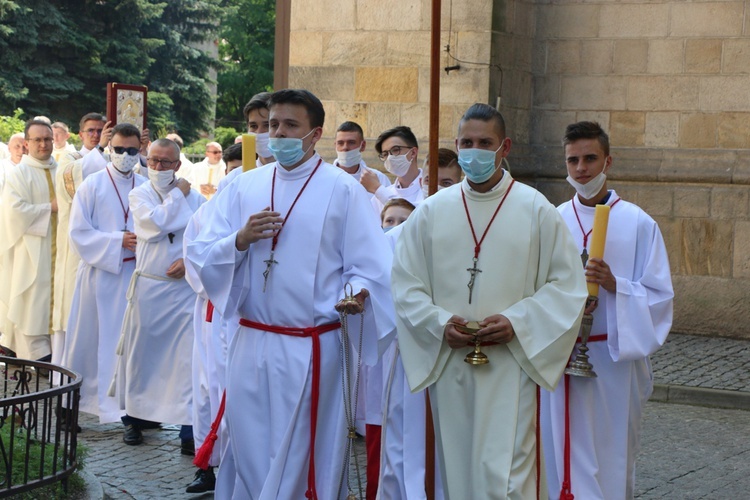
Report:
288,0,500,162
287,0,750,338
522,1,750,338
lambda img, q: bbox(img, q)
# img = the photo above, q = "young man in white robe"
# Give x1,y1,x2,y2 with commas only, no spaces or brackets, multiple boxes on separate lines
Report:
61,123,146,424
391,103,588,499
51,113,107,366
332,120,398,499
540,121,674,500
81,121,150,179
186,89,395,499
115,139,204,449
371,126,424,215
333,120,392,210
0,120,58,361
182,93,277,494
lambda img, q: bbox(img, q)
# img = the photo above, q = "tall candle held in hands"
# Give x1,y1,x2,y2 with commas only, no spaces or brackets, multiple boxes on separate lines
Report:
242,134,256,172
587,204,610,296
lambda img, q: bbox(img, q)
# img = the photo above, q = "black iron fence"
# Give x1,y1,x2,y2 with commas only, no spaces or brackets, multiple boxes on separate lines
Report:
0,357,81,498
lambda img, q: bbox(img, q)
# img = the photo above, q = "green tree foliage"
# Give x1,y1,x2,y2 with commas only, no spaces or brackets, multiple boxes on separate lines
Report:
143,0,223,142
0,108,25,142
214,126,240,149
147,91,177,138
215,0,275,129
0,0,221,141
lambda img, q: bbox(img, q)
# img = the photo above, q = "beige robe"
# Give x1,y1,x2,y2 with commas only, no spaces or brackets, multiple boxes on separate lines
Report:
0,155,58,359
391,172,587,499
51,151,85,364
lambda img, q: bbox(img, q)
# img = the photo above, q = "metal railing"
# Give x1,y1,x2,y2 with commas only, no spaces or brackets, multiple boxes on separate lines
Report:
0,357,81,498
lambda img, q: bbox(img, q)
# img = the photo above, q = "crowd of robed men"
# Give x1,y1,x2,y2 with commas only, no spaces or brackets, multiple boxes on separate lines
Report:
0,88,674,500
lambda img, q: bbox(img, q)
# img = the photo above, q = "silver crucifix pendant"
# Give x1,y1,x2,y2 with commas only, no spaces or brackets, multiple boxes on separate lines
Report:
466,257,482,304
262,251,278,292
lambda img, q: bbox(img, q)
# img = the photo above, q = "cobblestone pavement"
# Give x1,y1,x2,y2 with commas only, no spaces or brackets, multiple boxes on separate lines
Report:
76,333,750,498
636,402,750,498
78,413,367,499
651,334,750,391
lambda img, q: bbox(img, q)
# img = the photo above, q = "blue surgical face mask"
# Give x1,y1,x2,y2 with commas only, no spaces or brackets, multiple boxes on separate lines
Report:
457,145,502,184
268,128,316,167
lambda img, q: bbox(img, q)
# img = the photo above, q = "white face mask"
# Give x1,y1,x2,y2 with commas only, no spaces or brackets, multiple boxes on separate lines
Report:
110,151,139,173
148,168,175,192
336,148,362,168
567,171,607,200
253,132,273,159
384,151,412,177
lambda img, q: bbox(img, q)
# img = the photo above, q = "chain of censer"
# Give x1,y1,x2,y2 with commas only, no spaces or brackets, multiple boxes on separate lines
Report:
337,303,365,499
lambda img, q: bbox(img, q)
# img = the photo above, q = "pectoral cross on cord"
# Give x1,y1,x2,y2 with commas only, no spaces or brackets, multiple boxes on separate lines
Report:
107,167,134,231
262,159,323,292
460,179,515,304
572,196,621,268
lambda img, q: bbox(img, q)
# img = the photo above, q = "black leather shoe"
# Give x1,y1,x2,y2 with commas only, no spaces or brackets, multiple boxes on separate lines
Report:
186,467,215,493
123,425,143,445
181,438,195,456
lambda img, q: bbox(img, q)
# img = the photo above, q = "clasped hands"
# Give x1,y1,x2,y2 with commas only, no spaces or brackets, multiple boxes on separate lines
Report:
444,314,515,349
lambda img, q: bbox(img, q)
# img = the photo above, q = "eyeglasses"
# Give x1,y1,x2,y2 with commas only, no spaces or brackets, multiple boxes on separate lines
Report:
378,145,413,161
83,128,104,135
113,146,140,156
147,157,180,168
206,150,222,155
27,138,53,144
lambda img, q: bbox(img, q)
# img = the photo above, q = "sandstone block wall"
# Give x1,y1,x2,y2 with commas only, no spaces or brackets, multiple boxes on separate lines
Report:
288,0,750,338
524,1,750,338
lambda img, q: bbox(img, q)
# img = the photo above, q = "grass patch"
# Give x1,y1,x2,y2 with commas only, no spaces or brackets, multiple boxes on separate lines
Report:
0,415,88,499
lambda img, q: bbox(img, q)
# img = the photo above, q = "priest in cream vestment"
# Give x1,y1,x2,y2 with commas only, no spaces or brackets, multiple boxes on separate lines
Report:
0,121,58,360
391,104,587,500
51,112,108,366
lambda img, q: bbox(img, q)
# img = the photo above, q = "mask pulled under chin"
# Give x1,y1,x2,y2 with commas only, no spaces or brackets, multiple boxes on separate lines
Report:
566,172,607,200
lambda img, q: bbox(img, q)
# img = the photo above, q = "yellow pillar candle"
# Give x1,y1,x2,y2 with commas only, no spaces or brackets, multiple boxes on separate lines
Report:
242,134,256,172
587,204,611,297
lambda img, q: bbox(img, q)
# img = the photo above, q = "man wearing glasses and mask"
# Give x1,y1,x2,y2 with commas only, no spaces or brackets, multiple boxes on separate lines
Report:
61,123,148,429
115,138,203,451
81,119,150,179
370,126,424,214
0,120,58,362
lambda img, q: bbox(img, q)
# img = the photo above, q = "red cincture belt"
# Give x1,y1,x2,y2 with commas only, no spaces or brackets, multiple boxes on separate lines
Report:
238,318,341,500
205,301,214,323
123,256,135,262
561,334,608,500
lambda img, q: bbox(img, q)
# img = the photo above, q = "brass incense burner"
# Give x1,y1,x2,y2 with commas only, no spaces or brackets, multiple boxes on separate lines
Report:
564,296,598,378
